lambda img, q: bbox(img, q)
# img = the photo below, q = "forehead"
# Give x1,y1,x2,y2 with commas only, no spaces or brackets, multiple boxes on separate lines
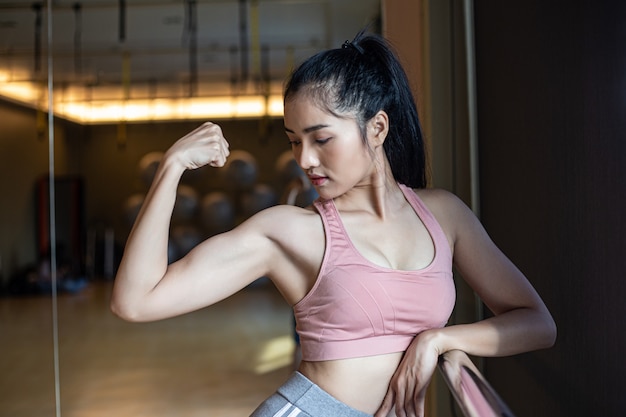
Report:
284,94,325,117
284,93,356,128
285,106,355,138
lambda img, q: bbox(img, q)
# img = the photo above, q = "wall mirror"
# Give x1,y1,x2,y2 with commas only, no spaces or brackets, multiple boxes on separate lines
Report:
0,1,380,415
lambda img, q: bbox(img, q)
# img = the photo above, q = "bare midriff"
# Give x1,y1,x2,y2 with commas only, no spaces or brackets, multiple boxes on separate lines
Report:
297,351,404,415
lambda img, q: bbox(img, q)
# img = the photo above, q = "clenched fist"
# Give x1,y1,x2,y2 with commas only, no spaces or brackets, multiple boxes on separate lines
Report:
166,122,230,171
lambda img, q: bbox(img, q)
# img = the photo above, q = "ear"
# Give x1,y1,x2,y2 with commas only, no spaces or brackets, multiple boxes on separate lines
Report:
368,110,389,148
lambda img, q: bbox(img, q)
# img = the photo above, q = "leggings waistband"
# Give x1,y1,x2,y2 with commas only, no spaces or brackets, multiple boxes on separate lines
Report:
276,372,371,417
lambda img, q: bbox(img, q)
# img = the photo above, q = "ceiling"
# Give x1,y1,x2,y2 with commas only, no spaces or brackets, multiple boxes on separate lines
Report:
0,0,381,121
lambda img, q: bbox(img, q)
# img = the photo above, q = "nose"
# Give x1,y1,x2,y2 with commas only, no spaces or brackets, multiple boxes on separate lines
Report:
295,142,319,171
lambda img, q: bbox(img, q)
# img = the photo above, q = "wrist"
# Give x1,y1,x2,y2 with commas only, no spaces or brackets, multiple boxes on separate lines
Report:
417,327,449,356
160,150,188,178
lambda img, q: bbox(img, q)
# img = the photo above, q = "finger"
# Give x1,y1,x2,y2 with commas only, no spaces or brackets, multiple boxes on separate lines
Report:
394,385,407,417
413,386,428,417
205,139,228,167
402,378,418,417
197,122,223,142
221,139,230,160
185,121,215,140
209,153,226,167
206,130,228,163
374,389,395,417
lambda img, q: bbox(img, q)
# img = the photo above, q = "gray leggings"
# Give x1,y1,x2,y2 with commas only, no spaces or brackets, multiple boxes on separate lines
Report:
250,372,372,417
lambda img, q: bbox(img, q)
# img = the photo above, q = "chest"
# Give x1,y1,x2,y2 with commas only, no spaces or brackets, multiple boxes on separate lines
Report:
339,204,435,271
273,200,437,305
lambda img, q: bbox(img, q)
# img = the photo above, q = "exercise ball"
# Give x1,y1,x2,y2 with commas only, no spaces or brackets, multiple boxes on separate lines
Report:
294,185,319,208
138,151,164,187
172,185,199,222
222,150,258,189
171,225,203,259
123,193,145,227
200,192,236,235
241,184,277,218
275,150,304,184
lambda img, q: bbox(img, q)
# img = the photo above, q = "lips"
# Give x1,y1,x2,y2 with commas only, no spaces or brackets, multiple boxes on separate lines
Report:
307,174,327,186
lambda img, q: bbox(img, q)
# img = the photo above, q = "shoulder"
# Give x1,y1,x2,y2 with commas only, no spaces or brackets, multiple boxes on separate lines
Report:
247,203,319,226
412,187,473,219
238,203,322,243
412,187,462,206
411,187,479,244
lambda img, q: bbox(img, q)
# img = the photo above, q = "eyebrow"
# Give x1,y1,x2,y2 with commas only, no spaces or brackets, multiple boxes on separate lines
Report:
284,124,330,134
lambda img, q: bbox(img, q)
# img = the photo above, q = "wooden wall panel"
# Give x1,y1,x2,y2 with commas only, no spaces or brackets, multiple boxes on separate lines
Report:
474,1,626,415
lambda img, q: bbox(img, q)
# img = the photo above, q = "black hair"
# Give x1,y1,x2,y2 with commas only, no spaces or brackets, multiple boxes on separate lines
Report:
283,30,427,189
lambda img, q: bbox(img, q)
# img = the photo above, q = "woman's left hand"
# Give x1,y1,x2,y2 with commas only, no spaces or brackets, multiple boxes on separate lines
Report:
374,331,442,417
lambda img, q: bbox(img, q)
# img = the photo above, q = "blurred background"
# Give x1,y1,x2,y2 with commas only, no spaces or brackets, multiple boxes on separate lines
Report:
1,0,625,416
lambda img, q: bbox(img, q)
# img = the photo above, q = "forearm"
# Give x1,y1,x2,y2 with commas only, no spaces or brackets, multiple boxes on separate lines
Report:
427,306,556,358
111,155,185,319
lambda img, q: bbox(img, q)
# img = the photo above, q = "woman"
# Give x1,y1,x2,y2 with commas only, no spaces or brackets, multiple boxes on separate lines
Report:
111,31,556,417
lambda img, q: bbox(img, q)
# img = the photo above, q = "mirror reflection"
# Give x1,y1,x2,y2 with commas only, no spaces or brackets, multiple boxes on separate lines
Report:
0,1,380,415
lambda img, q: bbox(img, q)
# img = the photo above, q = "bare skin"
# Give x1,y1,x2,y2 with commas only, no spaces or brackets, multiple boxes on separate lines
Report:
111,95,556,417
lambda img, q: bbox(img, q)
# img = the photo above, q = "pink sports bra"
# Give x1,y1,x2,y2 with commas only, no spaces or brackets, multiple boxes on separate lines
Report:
293,184,456,361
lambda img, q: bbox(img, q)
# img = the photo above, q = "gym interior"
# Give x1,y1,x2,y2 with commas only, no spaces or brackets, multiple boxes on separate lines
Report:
1,1,625,416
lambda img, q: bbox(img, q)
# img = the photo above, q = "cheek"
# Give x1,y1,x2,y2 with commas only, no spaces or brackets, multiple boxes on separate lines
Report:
342,140,372,167
324,146,370,181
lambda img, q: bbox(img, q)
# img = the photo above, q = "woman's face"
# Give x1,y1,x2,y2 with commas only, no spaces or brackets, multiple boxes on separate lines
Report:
283,95,377,200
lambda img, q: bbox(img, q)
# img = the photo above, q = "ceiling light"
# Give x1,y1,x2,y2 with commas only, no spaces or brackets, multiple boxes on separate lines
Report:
0,77,284,124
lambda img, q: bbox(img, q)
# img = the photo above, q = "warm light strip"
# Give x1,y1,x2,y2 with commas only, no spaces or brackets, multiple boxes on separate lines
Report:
0,80,44,103
56,95,284,123
0,75,284,123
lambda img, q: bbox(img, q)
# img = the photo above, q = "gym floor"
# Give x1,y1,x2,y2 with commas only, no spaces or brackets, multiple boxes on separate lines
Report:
0,279,295,417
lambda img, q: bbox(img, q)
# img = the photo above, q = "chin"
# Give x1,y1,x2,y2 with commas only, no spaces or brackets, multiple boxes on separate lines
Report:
314,188,338,201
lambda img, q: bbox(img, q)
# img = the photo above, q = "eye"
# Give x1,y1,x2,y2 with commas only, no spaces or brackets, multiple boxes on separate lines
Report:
315,138,331,145
288,140,301,147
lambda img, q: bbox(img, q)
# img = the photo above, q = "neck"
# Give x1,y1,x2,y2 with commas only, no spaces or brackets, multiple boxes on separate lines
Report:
335,158,404,219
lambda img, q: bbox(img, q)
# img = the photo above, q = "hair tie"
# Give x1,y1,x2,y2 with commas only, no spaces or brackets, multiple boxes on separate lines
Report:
342,40,364,55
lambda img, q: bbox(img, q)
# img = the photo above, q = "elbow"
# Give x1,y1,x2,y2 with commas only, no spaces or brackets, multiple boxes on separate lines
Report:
110,299,132,322
109,277,153,322
110,286,130,321
110,296,146,323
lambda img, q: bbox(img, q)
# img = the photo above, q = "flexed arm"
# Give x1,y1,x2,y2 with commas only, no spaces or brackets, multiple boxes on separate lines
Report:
111,122,231,321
